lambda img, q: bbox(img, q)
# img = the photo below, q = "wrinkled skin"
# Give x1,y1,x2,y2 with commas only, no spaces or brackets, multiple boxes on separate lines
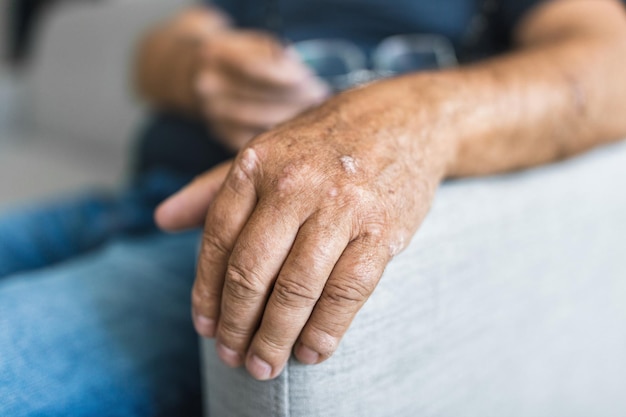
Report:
157,81,455,379
156,0,626,381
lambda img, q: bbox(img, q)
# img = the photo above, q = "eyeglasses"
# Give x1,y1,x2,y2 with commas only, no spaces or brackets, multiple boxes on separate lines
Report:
293,34,458,92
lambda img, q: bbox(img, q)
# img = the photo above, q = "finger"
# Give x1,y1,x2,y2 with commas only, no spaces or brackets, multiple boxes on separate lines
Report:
203,32,313,90
294,231,391,365
154,161,233,231
192,149,260,339
244,213,352,380
214,198,305,368
165,38,202,112
197,69,330,104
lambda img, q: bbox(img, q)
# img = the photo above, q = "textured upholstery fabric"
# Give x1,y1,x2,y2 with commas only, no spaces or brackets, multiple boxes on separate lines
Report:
202,140,626,417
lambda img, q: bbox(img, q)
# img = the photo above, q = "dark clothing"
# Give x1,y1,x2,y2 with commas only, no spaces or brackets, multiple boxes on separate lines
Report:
134,113,234,178
211,0,548,60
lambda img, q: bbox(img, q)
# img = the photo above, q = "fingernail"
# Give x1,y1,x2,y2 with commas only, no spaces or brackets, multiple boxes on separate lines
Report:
295,344,319,365
195,315,216,338
216,343,242,367
247,355,272,380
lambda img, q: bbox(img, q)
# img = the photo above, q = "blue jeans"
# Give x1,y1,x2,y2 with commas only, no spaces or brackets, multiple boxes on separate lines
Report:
0,170,206,417
0,109,234,416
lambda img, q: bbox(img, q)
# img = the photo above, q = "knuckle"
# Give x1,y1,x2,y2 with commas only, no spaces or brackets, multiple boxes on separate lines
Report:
227,162,255,195
199,255,228,285
322,279,371,307
224,263,264,301
295,241,333,271
192,281,214,302
302,324,340,357
218,316,250,341
275,175,298,195
230,158,253,184
273,277,319,309
201,232,231,257
360,222,388,244
204,147,254,192
192,283,218,311
335,184,368,210
274,162,307,196
255,331,290,355
235,146,261,178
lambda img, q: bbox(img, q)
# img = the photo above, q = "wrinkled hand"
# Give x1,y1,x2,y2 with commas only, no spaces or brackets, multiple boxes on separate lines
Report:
195,31,330,150
156,81,453,380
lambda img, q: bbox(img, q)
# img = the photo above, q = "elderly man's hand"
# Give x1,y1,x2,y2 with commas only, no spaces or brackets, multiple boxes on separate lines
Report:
155,0,626,381
195,30,330,150
134,7,231,114
136,9,328,151
156,79,454,380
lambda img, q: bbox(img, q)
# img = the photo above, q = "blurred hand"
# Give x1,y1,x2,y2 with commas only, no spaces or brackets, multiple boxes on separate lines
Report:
134,7,231,115
156,80,453,380
195,31,330,150
136,9,329,151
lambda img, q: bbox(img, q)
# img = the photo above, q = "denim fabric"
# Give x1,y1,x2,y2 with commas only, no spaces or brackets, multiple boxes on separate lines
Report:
133,112,234,179
0,104,230,416
0,230,203,417
0,170,190,278
0,166,206,416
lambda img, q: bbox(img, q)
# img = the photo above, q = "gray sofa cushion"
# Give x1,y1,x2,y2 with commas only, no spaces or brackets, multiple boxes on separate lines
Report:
202,140,626,417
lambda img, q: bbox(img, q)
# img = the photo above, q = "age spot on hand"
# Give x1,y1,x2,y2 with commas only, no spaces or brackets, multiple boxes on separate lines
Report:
339,155,358,175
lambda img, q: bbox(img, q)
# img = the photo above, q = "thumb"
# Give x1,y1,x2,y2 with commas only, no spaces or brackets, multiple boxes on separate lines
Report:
155,160,233,231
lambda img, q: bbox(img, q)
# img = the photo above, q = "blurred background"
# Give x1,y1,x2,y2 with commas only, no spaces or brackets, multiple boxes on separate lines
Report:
0,0,191,208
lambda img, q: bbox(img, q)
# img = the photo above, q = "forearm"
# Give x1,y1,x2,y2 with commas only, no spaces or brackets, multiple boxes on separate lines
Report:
449,0,626,177
363,0,626,178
